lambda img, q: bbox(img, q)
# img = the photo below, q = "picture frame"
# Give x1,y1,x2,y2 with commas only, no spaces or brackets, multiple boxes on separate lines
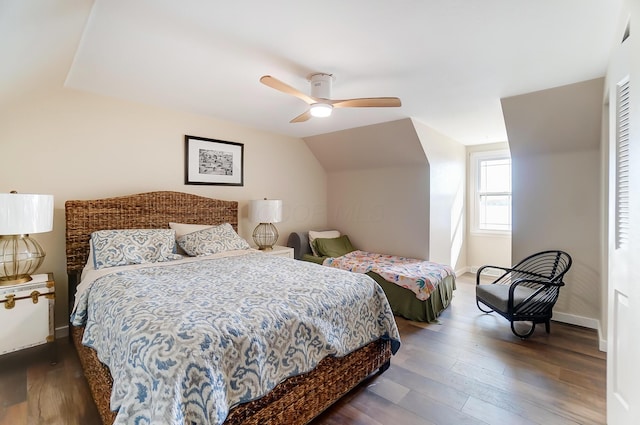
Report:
184,135,244,186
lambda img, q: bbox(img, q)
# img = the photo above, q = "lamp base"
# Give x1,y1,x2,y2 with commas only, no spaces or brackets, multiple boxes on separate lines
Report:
252,223,279,251
0,274,33,286
0,234,45,285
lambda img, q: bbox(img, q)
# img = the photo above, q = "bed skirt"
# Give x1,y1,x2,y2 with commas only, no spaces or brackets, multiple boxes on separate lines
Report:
71,326,391,425
369,273,456,322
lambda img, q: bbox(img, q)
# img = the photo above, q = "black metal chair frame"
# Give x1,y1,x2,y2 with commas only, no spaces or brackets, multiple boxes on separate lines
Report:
475,250,572,339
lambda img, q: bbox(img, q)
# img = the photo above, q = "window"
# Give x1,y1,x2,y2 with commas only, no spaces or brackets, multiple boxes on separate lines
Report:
471,150,512,233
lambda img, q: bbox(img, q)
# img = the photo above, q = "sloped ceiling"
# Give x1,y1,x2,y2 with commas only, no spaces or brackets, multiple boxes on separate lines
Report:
1,0,624,145
502,78,605,156
304,119,425,172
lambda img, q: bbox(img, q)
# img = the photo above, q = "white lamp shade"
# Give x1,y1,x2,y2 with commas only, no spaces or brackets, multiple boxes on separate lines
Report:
0,193,54,235
249,199,282,223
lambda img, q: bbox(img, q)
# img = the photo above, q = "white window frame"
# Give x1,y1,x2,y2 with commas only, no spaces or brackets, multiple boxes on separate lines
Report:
470,149,512,235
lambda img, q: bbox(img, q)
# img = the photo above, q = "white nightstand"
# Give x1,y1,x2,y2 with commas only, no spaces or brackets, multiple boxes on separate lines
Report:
0,273,55,358
259,245,294,258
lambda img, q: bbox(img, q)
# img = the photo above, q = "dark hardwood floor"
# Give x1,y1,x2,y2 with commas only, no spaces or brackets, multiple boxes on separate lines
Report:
0,273,606,425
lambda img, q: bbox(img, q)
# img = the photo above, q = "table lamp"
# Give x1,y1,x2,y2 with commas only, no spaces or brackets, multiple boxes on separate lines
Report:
0,192,54,285
249,199,282,250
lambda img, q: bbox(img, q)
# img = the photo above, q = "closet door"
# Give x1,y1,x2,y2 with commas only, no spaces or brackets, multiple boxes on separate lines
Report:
607,3,639,424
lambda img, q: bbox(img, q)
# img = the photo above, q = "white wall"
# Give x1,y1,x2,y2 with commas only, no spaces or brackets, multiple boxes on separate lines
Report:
326,166,430,259
305,119,431,259
413,119,467,272
511,150,602,320
502,78,604,327
305,118,467,270
0,88,327,330
465,142,512,271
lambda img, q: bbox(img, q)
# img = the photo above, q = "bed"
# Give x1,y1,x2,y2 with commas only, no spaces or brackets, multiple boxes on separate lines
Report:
287,231,456,323
65,191,400,425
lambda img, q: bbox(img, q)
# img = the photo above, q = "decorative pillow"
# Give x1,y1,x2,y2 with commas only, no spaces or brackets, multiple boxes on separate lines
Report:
91,229,182,270
169,222,215,255
308,230,340,256
314,235,356,258
177,223,250,256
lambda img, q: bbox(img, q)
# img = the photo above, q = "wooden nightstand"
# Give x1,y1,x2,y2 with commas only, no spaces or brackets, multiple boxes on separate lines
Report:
260,245,294,258
0,273,55,360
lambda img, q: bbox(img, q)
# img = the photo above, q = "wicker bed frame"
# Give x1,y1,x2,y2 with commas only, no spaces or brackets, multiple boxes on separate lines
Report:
65,191,391,425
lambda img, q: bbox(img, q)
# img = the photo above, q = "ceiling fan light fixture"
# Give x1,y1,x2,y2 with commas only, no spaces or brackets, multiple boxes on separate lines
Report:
309,102,333,118
259,74,401,123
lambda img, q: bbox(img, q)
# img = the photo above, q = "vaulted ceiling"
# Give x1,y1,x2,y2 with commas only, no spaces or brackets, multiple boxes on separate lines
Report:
2,0,624,145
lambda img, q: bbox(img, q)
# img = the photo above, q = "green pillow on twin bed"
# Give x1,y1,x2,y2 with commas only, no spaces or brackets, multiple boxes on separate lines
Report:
314,235,356,258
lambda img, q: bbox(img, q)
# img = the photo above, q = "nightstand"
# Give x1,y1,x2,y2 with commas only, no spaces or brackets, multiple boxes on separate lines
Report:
260,245,294,258
0,273,55,360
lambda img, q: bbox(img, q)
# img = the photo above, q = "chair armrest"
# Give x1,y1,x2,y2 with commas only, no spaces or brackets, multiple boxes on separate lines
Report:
287,232,311,260
510,277,564,289
476,265,513,285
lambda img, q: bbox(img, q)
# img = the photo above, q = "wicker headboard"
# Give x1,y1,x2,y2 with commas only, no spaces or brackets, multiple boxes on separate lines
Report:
65,191,238,274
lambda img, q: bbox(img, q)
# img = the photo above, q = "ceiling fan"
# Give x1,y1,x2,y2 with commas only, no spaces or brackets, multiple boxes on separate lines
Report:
259,73,402,123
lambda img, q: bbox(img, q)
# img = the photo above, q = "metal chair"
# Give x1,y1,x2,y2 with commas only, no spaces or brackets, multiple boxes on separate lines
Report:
475,250,572,339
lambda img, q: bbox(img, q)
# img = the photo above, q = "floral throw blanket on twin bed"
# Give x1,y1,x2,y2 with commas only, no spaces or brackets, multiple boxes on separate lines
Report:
72,252,400,425
323,250,454,301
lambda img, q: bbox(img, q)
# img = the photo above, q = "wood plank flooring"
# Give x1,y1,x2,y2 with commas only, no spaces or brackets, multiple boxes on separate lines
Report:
0,273,606,425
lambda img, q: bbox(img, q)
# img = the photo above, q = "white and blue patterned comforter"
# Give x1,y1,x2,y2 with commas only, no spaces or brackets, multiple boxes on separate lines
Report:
71,251,400,424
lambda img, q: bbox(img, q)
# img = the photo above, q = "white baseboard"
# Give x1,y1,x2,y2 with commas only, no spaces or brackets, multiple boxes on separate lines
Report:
598,323,607,353
469,266,502,277
55,325,69,339
455,266,471,277
552,311,599,329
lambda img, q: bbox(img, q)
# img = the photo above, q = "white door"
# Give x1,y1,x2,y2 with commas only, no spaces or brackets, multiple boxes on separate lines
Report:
607,3,640,424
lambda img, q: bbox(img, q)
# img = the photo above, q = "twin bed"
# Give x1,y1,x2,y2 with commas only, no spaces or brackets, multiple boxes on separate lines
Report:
65,191,400,425
287,232,456,323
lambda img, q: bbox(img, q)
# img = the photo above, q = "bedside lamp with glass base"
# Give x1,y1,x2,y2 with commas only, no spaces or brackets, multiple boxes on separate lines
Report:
249,199,282,251
0,192,54,285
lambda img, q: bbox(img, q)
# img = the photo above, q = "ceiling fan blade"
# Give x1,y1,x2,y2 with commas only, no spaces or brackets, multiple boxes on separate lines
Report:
290,110,312,123
260,75,316,105
331,97,402,108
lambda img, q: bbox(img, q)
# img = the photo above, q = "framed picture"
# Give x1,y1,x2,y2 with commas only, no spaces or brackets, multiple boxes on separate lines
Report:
184,135,244,186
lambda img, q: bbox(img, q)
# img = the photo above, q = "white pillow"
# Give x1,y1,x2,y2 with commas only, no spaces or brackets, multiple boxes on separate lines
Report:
177,223,250,256
169,222,214,238
308,230,340,256
81,243,95,281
